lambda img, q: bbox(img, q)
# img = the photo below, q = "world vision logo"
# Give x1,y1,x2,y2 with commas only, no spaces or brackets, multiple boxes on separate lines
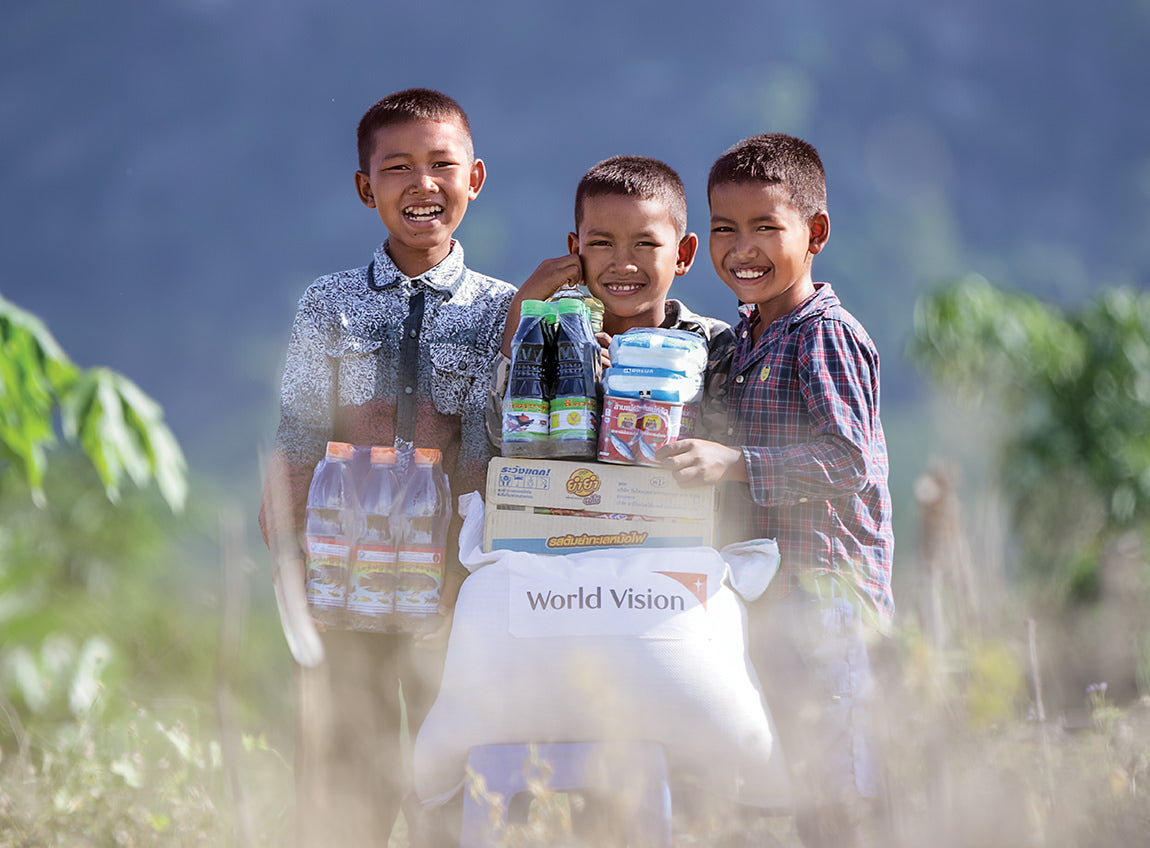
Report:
654,571,709,609
565,467,601,499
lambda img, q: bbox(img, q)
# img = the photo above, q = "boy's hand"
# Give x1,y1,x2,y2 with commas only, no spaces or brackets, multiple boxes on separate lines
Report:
412,568,466,650
501,255,586,355
594,331,613,370
656,439,747,487
519,254,584,300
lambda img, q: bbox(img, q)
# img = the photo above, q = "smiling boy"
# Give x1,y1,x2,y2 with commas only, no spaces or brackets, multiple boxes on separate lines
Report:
489,155,735,443
659,133,894,847
260,88,514,848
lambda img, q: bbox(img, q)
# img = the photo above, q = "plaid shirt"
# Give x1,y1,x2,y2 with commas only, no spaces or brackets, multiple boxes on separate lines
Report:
724,283,894,620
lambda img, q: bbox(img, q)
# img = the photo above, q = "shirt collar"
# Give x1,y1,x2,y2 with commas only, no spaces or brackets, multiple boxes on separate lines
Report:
369,240,467,296
735,282,838,340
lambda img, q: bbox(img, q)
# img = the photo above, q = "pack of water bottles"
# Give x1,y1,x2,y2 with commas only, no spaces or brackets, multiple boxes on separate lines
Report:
501,298,602,459
303,441,453,633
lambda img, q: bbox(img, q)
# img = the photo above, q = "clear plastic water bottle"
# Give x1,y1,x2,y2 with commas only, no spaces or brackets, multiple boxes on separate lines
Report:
347,446,400,632
304,440,360,629
502,299,552,457
395,448,452,631
549,298,600,458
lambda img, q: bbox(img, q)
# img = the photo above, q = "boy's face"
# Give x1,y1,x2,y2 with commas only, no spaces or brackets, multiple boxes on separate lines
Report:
354,118,484,277
568,194,697,335
708,180,828,329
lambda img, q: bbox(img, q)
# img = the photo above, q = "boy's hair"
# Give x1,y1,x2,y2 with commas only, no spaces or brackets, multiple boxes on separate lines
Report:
356,88,473,172
574,155,688,238
707,133,827,220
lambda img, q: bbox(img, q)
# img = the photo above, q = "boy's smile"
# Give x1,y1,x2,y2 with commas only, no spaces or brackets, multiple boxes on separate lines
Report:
568,195,697,335
355,118,484,278
708,181,828,334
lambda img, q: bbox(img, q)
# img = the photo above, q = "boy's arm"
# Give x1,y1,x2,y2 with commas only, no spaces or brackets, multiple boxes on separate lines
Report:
739,320,880,507
657,438,747,487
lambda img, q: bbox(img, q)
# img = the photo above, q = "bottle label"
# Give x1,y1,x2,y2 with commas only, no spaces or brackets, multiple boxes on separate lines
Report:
348,543,398,617
502,397,549,442
395,545,445,616
549,396,596,439
305,535,350,610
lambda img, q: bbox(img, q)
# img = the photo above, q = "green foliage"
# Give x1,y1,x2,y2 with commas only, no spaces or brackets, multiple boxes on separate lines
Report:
908,278,1150,590
0,294,186,512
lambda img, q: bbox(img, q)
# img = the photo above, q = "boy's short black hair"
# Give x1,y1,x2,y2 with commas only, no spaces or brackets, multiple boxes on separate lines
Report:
356,88,473,172
574,155,688,238
707,133,827,220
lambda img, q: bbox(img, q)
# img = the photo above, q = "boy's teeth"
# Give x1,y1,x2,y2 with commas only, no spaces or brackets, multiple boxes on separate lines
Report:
405,205,443,219
733,269,762,279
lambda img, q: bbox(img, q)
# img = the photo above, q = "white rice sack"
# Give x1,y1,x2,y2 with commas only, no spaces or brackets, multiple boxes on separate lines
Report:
414,496,787,809
609,328,708,375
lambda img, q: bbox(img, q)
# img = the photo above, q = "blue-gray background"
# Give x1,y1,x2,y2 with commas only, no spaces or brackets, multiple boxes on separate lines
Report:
3,0,1148,552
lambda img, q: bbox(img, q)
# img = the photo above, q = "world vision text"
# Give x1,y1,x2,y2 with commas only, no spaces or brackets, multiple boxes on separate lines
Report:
524,586,687,612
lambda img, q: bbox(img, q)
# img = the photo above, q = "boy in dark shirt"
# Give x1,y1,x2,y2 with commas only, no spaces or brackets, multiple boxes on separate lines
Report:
489,155,735,443
260,88,514,848
660,133,894,847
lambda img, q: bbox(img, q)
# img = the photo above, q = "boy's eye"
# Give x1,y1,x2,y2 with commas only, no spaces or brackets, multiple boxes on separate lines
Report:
588,239,611,247
710,225,732,233
433,161,457,168
383,164,410,171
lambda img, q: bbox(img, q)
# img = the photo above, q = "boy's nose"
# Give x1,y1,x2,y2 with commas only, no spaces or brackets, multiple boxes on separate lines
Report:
412,172,437,192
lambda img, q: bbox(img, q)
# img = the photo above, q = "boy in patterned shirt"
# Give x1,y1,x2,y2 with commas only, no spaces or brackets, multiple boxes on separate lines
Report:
259,88,514,848
489,155,735,443
659,134,894,847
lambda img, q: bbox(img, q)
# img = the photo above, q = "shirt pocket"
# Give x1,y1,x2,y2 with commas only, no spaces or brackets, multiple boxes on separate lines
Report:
328,333,387,407
428,341,487,416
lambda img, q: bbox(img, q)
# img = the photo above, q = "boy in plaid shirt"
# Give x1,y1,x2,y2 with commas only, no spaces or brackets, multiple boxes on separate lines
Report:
660,133,894,848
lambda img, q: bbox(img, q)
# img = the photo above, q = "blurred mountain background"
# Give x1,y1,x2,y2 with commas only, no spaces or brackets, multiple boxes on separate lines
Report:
3,0,1148,563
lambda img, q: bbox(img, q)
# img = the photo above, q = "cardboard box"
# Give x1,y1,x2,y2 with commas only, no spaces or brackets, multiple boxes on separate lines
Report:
484,457,717,554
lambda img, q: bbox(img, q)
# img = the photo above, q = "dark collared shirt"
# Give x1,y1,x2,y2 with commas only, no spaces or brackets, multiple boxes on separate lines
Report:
725,283,894,620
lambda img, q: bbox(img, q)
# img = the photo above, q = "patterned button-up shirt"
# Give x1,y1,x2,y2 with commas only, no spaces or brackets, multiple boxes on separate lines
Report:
259,241,515,549
725,283,894,620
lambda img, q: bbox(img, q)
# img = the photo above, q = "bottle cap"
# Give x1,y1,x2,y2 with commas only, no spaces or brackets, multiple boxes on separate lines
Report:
369,446,398,464
553,298,587,315
326,441,354,460
519,299,547,317
413,448,442,465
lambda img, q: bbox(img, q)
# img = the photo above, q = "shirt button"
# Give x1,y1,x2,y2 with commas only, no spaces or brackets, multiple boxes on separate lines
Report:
735,375,745,384
409,328,417,338
727,427,734,436
798,497,808,503
741,330,748,339
404,386,413,394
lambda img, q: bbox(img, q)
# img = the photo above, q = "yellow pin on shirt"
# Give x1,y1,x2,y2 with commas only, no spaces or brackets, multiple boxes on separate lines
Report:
759,365,771,382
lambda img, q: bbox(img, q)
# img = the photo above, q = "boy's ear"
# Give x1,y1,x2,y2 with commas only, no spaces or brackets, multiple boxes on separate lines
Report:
567,232,580,255
808,211,830,255
355,171,376,209
468,157,487,200
675,232,699,276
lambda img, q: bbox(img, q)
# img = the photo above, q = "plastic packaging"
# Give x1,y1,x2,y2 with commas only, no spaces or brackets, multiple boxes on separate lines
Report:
395,448,453,631
347,446,400,631
304,441,360,629
602,365,704,404
608,327,708,373
502,300,552,457
548,298,601,458
551,283,605,334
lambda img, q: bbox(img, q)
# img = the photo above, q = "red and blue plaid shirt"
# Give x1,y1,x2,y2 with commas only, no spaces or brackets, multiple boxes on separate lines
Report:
723,283,894,620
